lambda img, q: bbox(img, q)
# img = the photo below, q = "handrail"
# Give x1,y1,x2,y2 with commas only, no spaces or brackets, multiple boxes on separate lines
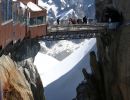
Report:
49,23,107,27
47,23,107,33
48,23,108,29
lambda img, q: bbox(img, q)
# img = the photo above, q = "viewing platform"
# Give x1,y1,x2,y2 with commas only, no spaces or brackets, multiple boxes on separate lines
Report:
43,23,115,40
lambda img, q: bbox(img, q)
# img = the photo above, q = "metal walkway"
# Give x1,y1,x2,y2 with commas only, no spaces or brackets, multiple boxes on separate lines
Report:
43,23,110,40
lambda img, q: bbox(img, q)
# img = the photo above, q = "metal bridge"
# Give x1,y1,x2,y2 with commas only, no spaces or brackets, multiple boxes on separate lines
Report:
43,23,112,40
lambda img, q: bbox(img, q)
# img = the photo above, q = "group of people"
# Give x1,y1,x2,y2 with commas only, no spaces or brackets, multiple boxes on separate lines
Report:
56,16,89,25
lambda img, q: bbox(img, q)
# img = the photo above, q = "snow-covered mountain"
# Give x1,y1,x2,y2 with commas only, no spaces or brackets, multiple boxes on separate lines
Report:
39,39,85,60
34,39,96,100
35,39,89,87
39,0,95,23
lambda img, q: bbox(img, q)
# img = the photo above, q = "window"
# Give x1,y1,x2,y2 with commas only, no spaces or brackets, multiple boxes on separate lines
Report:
37,16,43,25
2,0,12,22
29,17,37,25
19,15,25,23
13,3,17,22
29,16,46,26
43,16,46,24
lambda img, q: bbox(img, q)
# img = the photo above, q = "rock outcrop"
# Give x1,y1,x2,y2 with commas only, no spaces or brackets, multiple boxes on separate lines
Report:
75,0,130,100
0,39,45,100
94,0,130,100
95,22,130,100
75,51,105,100
0,55,33,100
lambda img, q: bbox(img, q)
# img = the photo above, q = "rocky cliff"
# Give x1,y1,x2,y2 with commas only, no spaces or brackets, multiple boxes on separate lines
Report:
95,0,130,100
0,39,45,100
75,0,130,100
94,20,130,100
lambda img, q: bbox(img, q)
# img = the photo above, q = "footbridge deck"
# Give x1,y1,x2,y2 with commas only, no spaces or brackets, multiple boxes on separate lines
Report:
43,23,113,40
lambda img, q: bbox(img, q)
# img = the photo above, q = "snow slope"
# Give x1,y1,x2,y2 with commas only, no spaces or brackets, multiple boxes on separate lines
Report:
34,53,59,76
34,38,96,100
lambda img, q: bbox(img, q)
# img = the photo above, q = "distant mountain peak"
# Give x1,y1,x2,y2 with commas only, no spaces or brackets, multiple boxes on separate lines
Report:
39,0,95,23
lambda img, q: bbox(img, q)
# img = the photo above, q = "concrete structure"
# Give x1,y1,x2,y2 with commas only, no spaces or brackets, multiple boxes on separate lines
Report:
0,0,47,49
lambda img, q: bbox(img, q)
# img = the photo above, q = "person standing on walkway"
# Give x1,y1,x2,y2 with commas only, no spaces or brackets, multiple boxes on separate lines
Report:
57,17,60,25
83,16,87,24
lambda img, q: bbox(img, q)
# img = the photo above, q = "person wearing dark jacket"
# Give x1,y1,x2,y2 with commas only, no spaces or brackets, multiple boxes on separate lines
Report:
83,16,87,24
57,17,60,25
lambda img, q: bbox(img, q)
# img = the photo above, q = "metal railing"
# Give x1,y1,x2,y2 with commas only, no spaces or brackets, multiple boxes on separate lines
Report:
47,23,107,33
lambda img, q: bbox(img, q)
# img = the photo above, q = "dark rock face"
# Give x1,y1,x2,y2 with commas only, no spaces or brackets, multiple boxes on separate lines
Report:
75,52,105,100
116,26,130,100
96,29,121,100
11,39,40,62
113,0,130,20
0,39,45,100
101,7,123,23
75,26,130,100
95,0,113,21
93,0,130,99
75,0,130,100
95,23,130,100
